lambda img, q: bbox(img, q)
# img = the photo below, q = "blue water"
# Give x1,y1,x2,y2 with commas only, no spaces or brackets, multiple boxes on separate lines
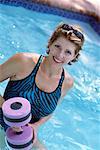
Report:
0,4,100,150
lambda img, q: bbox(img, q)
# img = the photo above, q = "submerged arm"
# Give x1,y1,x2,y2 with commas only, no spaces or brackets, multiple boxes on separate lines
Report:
29,114,52,128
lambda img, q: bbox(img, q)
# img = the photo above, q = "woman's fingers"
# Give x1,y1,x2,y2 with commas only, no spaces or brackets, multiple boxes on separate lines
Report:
12,126,23,132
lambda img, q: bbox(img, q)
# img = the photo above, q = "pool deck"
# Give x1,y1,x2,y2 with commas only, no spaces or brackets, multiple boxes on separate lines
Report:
32,0,100,22
0,0,99,34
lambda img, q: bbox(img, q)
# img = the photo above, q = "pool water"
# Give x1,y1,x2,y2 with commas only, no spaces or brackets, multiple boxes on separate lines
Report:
0,4,100,150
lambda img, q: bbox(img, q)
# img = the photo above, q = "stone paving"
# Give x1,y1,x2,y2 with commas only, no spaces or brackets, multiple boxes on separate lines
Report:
31,0,100,21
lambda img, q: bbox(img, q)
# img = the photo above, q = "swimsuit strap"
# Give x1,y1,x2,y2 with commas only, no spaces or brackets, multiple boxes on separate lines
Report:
58,68,65,87
33,54,43,75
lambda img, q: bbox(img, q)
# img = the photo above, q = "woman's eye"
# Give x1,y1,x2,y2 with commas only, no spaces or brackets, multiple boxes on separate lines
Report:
65,50,71,55
55,44,60,48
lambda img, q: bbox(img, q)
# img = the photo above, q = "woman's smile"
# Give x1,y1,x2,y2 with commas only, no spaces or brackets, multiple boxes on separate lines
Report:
53,56,63,63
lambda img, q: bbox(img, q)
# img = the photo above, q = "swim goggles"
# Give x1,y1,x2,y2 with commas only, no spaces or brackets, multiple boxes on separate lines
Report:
61,24,84,41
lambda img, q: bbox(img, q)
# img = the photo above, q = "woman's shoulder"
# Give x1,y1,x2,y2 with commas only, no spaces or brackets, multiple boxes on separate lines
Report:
12,52,41,73
0,52,41,81
13,52,40,64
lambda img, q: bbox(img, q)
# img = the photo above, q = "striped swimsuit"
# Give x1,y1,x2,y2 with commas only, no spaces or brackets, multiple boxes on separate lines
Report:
0,55,65,130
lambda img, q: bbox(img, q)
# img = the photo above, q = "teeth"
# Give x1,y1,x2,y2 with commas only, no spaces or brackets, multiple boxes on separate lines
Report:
53,57,62,63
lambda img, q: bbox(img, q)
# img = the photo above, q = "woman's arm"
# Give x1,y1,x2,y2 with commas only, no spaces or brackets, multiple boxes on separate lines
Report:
0,53,24,107
29,114,52,128
0,53,25,82
35,114,52,126
58,76,74,104
28,114,52,137
0,95,5,107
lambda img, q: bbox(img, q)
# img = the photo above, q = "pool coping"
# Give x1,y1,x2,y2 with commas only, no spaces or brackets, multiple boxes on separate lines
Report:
31,0,100,21
0,0,100,35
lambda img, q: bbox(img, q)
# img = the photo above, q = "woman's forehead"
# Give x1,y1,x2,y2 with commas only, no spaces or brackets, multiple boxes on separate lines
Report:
54,36,76,47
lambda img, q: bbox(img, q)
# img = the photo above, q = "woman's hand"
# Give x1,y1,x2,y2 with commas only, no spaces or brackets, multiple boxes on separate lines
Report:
28,123,38,136
28,123,39,144
12,126,23,132
28,122,38,129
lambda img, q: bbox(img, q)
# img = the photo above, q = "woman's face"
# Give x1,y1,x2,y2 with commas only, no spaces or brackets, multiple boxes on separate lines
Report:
48,35,77,65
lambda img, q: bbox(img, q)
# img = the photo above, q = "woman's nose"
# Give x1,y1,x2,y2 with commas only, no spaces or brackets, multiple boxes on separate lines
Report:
57,51,64,59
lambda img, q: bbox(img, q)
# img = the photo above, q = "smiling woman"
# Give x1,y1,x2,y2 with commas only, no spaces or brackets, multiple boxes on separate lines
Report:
0,22,84,149
0,1,99,150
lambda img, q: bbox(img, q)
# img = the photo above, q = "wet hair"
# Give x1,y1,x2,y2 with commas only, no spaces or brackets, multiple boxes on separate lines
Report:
47,23,85,65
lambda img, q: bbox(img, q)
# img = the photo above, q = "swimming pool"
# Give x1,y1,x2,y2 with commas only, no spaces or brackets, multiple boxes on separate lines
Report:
0,3,100,150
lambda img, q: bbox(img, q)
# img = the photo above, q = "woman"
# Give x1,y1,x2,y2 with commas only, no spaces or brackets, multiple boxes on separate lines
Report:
0,23,84,149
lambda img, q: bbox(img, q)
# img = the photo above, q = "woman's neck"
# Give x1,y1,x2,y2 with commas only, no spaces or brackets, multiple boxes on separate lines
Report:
40,56,62,78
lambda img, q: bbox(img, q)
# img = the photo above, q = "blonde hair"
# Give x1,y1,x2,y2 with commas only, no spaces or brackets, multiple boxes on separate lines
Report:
47,23,85,65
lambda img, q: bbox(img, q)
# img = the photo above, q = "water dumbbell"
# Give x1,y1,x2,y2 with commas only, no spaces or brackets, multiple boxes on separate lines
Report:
2,97,34,150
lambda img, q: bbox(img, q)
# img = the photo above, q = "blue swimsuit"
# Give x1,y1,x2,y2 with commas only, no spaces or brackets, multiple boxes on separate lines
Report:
0,55,65,130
